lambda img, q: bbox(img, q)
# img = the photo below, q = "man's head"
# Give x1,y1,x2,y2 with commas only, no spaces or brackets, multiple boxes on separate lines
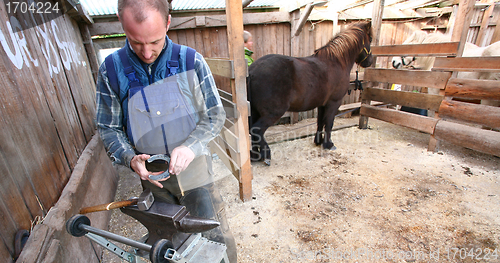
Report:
117,0,171,64
243,30,253,51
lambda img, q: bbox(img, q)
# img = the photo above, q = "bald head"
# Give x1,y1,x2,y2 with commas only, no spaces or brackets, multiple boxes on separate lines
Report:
118,0,170,27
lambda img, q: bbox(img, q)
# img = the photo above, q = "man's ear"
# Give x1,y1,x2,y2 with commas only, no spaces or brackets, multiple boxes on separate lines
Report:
166,14,172,31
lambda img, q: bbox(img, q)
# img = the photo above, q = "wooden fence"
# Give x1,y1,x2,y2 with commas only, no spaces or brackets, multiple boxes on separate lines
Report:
432,56,500,155
0,1,96,261
205,58,252,200
359,40,500,157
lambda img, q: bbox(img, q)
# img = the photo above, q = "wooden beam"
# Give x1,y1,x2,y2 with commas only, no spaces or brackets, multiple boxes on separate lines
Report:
475,1,495,46
89,12,290,36
208,141,240,179
360,105,438,134
89,21,123,36
242,0,254,8
217,89,233,101
451,0,476,56
214,135,240,165
491,7,500,43
293,3,314,37
169,12,290,29
219,126,240,153
220,96,238,119
371,42,459,57
66,3,94,24
362,88,444,111
364,68,452,90
433,57,500,72
445,78,500,100
206,58,235,79
371,0,385,47
438,100,500,129
359,98,371,129
434,120,500,157
360,0,384,129
224,118,237,134
226,0,253,202
78,23,99,82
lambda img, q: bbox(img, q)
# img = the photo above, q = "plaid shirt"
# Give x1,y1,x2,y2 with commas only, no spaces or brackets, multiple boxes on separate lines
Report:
95,39,225,167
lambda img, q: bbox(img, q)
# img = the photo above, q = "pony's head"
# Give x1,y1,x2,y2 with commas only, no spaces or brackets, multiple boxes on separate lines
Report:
392,56,416,69
314,21,373,69
391,31,427,69
355,21,374,68
392,31,451,69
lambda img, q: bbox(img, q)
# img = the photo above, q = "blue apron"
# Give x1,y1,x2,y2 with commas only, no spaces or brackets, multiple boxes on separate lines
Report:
127,75,197,155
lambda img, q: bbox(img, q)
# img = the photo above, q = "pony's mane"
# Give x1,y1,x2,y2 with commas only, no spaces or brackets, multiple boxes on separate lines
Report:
314,21,372,69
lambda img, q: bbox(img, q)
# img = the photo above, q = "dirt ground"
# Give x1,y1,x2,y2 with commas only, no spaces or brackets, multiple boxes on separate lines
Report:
103,116,500,263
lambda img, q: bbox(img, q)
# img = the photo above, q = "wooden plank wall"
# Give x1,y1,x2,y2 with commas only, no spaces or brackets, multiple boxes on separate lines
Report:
0,0,96,260
468,4,500,46
167,23,292,95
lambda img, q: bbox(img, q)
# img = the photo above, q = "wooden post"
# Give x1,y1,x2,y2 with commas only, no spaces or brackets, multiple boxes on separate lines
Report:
79,23,99,82
289,9,301,124
359,0,384,129
491,7,500,43
242,0,254,8
371,0,385,49
475,1,494,46
293,3,314,37
451,0,476,56
225,0,253,201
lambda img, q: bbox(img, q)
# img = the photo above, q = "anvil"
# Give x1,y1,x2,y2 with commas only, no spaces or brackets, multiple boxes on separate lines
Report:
120,200,220,249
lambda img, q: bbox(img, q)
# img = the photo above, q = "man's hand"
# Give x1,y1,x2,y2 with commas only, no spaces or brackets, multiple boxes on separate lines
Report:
169,146,195,175
130,154,168,188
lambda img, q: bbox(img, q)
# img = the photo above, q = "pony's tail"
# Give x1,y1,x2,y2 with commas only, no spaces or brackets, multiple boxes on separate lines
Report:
246,74,253,127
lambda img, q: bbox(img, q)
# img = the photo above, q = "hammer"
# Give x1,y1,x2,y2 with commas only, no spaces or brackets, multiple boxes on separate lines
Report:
79,188,154,214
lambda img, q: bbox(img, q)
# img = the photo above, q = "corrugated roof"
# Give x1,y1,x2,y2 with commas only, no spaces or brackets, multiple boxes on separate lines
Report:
80,0,283,17
80,0,117,16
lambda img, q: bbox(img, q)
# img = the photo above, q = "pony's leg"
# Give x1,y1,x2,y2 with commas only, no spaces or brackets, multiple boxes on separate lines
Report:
322,100,343,150
251,115,281,165
250,125,262,161
249,109,262,161
314,106,325,146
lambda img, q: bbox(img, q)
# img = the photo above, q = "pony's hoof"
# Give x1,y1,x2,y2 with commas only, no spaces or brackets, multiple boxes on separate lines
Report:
314,133,324,146
264,159,271,166
323,142,336,150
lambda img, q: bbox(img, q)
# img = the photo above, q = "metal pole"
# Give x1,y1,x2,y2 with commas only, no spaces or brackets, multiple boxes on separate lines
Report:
80,224,152,252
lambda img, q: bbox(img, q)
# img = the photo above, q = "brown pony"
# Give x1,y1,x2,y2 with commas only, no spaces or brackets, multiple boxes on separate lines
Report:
247,21,373,165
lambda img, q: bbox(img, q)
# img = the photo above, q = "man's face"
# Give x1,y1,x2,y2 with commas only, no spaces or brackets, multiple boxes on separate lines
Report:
245,36,253,51
120,8,170,64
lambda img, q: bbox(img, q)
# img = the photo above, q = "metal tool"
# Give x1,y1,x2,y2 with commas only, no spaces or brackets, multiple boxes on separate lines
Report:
79,188,154,214
120,200,221,249
66,203,228,262
147,154,171,181
137,188,155,211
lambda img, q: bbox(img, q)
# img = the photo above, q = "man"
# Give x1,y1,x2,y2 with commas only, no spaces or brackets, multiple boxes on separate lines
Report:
243,30,254,66
95,0,237,261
